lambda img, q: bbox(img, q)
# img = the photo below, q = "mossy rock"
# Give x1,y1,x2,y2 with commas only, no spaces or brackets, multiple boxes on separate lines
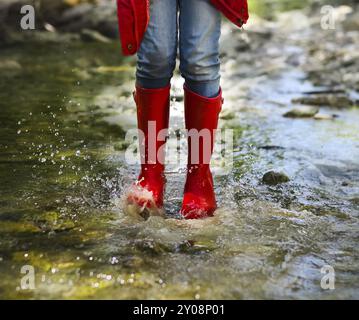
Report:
177,239,217,253
292,95,355,108
0,220,40,234
262,171,290,185
220,110,236,120
12,252,53,272
34,211,76,232
350,197,359,206
133,239,172,256
283,106,319,118
78,229,109,243
113,140,131,151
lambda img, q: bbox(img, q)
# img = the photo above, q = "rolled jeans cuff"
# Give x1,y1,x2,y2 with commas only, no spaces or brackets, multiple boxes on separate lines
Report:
136,76,171,89
185,78,220,98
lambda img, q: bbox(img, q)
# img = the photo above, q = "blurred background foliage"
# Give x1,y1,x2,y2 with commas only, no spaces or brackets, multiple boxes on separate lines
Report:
0,0,359,300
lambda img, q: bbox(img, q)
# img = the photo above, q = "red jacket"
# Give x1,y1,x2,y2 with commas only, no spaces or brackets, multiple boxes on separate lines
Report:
117,0,249,56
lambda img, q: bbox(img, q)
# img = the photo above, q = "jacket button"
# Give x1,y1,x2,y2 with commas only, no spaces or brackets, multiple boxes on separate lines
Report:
127,43,133,51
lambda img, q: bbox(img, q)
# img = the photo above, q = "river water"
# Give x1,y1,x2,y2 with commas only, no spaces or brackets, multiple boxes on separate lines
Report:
0,0,358,299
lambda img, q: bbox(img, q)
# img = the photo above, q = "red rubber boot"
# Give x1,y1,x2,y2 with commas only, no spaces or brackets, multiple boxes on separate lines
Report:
180,85,222,219
126,85,170,215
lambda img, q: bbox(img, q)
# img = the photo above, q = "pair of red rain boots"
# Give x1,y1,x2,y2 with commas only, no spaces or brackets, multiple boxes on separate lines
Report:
126,84,222,219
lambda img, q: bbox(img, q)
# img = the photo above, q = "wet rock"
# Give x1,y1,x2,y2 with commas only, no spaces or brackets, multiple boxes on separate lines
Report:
313,113,338,120
258,145,285,150
80,29,110,43
93,65,133,74
0,221,39,233
0,0,71,31
262,171,290,185
0,0,33,30
0,0,119,41
56,2,118,39
283,106,319,118
35,211,75,232
12,251,53,272
350,197,359,206
0,59,22,75
24,30,80,43
220,110,236,120
114,140,131,151
57,3,94,26
302,89,346,95
292,95,355,108
342,10,359,31
177,240,217,253
134,240,171,255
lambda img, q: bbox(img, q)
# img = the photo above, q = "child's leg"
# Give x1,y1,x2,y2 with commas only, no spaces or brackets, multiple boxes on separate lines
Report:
127,0,177,213
179,0,221,98
178,0,222,219
136,0,178,89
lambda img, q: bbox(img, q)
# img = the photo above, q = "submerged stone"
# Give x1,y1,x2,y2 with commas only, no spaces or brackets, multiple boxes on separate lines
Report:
35,211,75,232
12,252,53,272
0,59,22,77
134,239,171,255
114,140,131,151
220,110,236,120
0,221,39,234
342,10,359,31
262,171,290,185
177,239,217,253
283,106,319,118
94,65,133,74
292,95,355,108
314,113,338,120
350,197,359,206
0,59,22,72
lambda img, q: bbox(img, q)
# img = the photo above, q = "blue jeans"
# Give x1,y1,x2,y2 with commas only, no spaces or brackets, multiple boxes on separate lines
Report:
136,0,221,98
